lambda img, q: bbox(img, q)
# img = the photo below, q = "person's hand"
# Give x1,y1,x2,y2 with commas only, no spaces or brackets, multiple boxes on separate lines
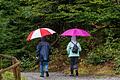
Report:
36,57,39,59
35,57,40,65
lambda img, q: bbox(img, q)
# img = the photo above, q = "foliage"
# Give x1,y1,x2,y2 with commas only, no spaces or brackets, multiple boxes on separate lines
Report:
21,57,35,71
0,58,11,68
64,59,115,75
2,71,15,80
86,44,117,65
86,28,120,73
0,0,119,54
2,71,27,80
0,0,120,72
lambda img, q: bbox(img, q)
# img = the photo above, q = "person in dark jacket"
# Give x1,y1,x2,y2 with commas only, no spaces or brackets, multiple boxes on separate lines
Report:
36,37,51,77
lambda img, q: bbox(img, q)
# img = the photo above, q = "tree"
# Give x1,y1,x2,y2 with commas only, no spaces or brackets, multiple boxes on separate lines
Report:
0,0,120,65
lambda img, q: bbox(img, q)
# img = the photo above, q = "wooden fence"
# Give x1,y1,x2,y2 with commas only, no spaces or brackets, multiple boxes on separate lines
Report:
0,54,21,80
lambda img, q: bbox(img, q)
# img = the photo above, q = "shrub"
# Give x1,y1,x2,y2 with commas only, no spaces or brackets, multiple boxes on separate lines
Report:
21,57,35,71
2,71,27,80
2,71,15,80
86,41,120,65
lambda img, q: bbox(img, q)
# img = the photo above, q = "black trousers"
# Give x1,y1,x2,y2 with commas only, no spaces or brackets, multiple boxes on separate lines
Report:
70,57,79,70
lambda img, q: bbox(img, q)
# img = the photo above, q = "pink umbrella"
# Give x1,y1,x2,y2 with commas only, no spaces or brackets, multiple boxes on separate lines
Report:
61,28,91,37
27,28,56,41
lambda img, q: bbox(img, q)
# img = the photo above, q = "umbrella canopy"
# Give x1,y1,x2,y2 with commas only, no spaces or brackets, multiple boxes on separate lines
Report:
27,28,56,41
61,28,91,37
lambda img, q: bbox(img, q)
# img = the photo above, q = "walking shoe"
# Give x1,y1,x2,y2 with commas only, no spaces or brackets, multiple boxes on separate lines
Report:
46,71,49,77
70,69,74,76
75,70,78,76
40,71,44,77
40,75,44,77
70,70,74,75
70,74,74,77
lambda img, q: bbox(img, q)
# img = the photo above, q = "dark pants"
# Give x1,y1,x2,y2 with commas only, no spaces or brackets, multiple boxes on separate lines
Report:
70,57,78,70
70,57,79,75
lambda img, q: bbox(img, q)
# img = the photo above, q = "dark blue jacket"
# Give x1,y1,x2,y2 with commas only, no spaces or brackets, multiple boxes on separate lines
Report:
36,40,51,62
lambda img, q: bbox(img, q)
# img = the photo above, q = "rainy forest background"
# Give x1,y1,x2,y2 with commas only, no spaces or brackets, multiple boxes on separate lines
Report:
0,0,120,74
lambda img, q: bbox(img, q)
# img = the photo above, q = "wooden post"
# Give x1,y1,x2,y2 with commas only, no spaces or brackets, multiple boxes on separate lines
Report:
12,58,17,80
0,54,21,80
16,63,21,80
0,56,2,70
0,74,2,80
0,56,3,80
12,58,21,80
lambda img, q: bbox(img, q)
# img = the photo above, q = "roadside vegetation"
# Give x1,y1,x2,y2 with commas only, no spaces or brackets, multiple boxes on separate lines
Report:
0,0,120,75
2,71,26,80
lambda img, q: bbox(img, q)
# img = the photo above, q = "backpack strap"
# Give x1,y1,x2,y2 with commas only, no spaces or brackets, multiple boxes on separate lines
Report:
71,41,77,45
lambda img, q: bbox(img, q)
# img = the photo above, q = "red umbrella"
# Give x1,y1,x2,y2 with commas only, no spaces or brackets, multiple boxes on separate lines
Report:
27,28,56,41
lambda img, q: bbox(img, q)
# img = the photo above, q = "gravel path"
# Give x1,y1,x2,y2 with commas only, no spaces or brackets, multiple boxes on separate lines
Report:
21,72,120,80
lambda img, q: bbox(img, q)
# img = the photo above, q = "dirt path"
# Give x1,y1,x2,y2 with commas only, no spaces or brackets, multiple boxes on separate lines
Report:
21,72,120,80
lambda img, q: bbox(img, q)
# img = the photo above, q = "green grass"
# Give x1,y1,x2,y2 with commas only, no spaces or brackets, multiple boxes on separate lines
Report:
2,71,27,80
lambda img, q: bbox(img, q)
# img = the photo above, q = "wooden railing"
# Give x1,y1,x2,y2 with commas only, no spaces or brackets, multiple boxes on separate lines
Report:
0,54,21,80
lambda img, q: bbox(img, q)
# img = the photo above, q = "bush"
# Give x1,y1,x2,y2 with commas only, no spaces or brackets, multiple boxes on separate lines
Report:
86,39,120,73
2,71,15,80
86,46,112,65
21,57,35,71
86,41,120,65
2,71,27,80
1,58,11,68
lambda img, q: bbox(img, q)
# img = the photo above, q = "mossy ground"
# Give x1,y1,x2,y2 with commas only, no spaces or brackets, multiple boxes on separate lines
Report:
63,59,115,75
